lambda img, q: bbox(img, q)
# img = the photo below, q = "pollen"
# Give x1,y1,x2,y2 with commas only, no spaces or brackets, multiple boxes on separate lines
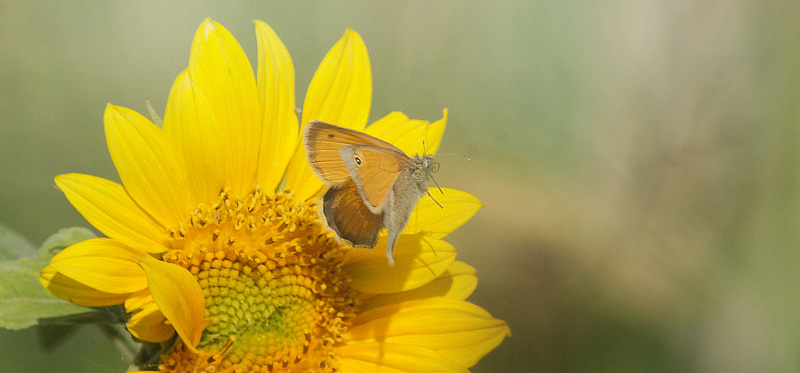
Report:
159,187,357,372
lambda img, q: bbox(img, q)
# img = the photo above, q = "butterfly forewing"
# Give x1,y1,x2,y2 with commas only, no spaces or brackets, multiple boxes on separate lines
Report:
304,121,404,185
340,145,406,211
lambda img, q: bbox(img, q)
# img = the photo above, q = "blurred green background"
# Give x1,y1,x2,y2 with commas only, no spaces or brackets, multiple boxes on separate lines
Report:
3,1,800,372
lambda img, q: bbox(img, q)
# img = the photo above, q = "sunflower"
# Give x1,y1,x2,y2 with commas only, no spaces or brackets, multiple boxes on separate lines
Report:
40,18,509,372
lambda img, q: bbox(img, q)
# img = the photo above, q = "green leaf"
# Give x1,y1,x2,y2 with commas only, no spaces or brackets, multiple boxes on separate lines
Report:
0,256,90,330
0,227,97,330
35,307,128,350
0,222,36,260
37,306,126,326
38,227,96,257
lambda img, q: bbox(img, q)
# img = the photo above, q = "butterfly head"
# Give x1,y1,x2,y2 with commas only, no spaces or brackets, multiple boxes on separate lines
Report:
416,154,438,179
412,154,444,209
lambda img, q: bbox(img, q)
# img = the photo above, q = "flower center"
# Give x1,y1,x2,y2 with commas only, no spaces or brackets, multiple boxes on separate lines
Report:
159,187,356,372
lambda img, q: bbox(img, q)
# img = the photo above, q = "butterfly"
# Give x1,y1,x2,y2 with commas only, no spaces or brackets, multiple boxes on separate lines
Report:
303,120,438,266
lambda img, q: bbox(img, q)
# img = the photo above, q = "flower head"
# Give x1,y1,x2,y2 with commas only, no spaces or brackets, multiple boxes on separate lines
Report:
41,18,508,372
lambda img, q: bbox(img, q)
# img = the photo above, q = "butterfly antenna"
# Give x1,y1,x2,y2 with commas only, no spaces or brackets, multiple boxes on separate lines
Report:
425,188,444,208
435,153,471,161
428,171,444,195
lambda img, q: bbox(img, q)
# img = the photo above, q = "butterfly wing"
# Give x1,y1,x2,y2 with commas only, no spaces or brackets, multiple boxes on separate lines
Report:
321,180,384,247
304,120,404,185
339,145,407,212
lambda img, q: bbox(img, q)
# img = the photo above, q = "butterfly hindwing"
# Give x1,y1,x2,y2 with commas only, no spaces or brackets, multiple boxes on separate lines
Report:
321,180,384,247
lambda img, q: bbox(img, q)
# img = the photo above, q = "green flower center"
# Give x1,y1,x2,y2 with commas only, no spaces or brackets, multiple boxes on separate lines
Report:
160,187,356,372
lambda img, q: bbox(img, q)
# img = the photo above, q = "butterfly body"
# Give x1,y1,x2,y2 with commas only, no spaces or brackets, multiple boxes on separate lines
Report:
304,121,434,266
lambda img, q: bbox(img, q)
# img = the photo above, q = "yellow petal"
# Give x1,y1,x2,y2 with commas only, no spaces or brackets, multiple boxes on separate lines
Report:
104,104,191,228
254,21,299,191
423,109,447,155
187,18,260,196
363,112,424,156
301,28,371,131
350,296,487,327
404,188,482,238
337,342,468,373
126,301,176,343
138,256,204,352
346,297,510,368
124,289,153,313
345,235,455,294
40,265,130,307
46,238,148,294
287,29,372,200
358,261,477,311
55,173,168,253
364,110,447,157
163,70,226,205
